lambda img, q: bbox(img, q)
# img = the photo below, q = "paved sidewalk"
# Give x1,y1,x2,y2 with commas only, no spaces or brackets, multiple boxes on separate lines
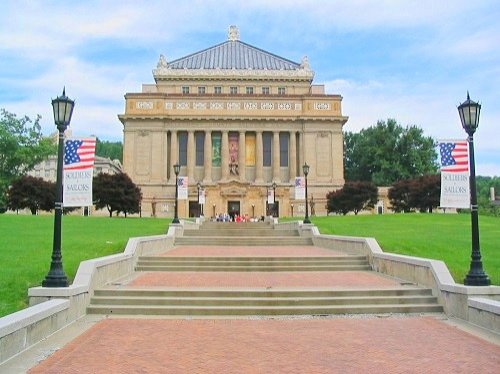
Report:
128,271,402,288
27,316,499,373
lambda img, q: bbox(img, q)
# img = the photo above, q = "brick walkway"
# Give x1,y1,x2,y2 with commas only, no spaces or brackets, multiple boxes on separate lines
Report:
22,243,500,372
129,271,401,288
29,317,500,373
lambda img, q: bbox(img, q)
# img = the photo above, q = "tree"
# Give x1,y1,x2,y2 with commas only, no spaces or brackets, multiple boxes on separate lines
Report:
388,174,440,213
344,119,438,186
93,172,142,217
6,176,55,214
0,109,56,209
326,181,378,215
326,188,350,215
474,176,500,217
388,179,413,213
410,174,441,213
95,138,123,163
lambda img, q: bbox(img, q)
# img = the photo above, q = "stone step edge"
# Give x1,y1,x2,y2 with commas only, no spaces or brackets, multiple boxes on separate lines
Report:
87,304,444,315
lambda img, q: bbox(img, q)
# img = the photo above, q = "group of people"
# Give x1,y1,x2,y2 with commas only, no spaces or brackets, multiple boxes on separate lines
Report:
212,213,262,223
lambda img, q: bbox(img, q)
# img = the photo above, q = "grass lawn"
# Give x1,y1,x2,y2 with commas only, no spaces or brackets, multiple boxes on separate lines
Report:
303,214,499,286
0,215,169,317
0,213,498,318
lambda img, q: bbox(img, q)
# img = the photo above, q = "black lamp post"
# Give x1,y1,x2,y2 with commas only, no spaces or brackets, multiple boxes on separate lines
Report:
197,182,202,217
291,203,294,217
252,204,255,218
42,88,74,288
272,181,277,217
172,163,181,224
458,93,490,286
303,163,311,224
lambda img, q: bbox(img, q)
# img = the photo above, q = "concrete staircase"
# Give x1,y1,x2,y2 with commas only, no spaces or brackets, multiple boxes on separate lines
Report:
135,256,372,272
87,222,443,316
87,288,443,316
175,222,313,246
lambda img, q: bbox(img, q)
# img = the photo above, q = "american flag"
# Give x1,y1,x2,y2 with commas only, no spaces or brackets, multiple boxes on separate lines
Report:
64,138,96,170
439,140,469,173
177,177,188,187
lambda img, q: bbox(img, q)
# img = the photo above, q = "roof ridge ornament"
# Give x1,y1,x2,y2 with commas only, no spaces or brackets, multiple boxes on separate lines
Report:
228,25,240,41
157,54,168,69
300,55,311,70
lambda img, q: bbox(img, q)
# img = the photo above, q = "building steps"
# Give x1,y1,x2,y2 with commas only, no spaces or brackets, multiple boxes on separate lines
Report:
174,237,313,246
135,255,371,272
87,288,442,316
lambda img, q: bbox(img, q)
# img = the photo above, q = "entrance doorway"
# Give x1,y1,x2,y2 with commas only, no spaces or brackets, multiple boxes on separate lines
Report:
189,201,202,217
227,201,240,220
266,201,279,217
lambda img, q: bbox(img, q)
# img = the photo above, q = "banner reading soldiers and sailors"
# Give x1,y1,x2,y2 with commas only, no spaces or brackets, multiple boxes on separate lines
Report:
63,137,96,207
438,139,470,208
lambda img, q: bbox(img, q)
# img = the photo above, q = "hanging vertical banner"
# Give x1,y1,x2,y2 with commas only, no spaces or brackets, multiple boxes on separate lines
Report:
267,189,274,204
229,132,239,175
245,133,256,166
177,176,188,200
438,140,470,208
199,189,205,205
63,137,96,207
212,133,221,167
294,177,305,200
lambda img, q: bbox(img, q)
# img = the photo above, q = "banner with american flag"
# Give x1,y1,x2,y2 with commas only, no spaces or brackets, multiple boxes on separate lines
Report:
177,176,188,200
267,189,274,204
294,177,305,200
63,137,96,207
438,139,470,208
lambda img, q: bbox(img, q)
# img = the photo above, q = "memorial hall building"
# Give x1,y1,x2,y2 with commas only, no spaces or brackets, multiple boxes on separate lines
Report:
119,27,348,219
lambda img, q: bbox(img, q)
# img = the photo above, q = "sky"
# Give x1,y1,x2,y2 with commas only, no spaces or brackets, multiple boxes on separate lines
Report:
1,0,499,176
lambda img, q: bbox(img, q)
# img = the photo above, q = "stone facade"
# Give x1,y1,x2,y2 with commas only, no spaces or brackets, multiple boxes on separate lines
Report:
119,27,348,218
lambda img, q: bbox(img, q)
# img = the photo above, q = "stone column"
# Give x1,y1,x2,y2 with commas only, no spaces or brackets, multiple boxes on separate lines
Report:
255,130,263,183
164,131,170,182
298,131,304,173
187,130,195,181
221,130,229,180
273,131,280,182
239,131,246,182
289,131,297,180
203,130,212,182
169,130,178,182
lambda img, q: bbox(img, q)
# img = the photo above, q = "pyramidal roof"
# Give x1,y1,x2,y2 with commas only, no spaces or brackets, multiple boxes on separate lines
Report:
153,26,313,80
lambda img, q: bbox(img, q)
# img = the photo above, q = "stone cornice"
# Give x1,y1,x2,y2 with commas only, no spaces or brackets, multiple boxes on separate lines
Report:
153,68,314,82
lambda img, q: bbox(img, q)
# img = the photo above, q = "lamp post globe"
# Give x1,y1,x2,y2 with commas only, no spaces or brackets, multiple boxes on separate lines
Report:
172,163,181,224
458,93,490,286
303,163,311,224
42,88,74,288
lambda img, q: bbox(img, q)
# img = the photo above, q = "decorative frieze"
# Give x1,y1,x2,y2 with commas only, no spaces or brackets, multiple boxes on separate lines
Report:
295,103,302,110
193,102,207,110
244,102,258,110
313,102,331,110
165,102,173,110
227,102,241,110
278,103,292,110
210,102,224,110
176,102,190,110
136,101,153,110
261,102,274,110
